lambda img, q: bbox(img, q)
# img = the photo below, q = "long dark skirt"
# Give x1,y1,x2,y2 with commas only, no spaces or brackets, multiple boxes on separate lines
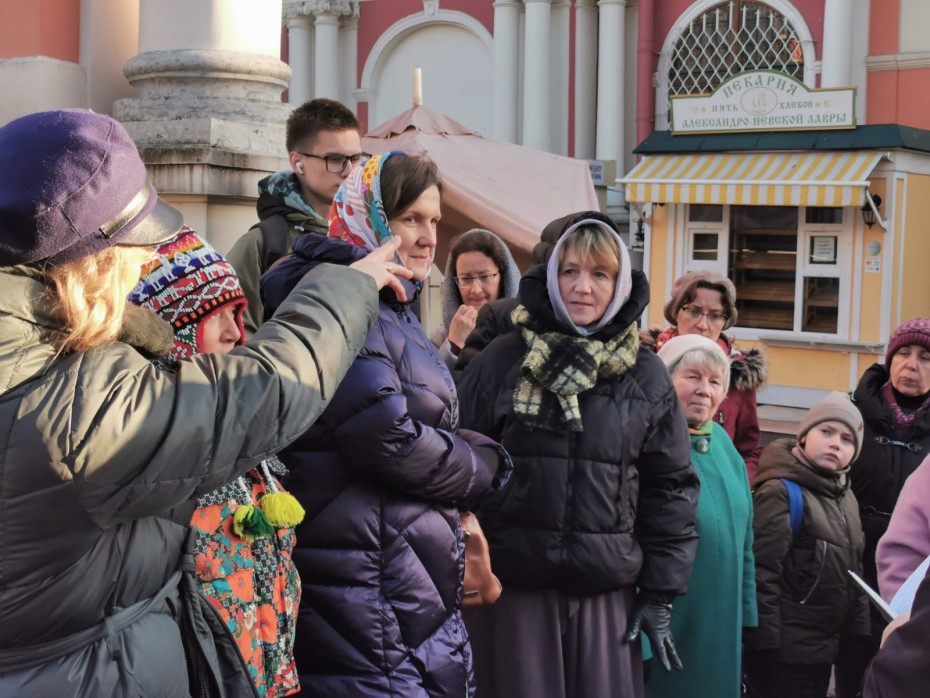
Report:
463,586,643,698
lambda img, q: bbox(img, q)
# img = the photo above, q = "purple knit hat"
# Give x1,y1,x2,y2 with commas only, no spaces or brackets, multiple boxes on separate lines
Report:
886,318,930,368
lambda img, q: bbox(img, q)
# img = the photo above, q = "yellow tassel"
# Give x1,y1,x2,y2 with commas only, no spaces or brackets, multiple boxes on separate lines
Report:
233,503,275,541
259,491,305,528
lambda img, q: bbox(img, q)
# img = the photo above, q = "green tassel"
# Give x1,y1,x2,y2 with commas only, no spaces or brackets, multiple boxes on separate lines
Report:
259,491,306,528
232,503,276,541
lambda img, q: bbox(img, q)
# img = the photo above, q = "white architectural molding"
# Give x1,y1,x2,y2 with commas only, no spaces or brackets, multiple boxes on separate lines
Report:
867,52,930,71
423,0,440,17
654,0,816,130
359,10,493,99
283,0,359,18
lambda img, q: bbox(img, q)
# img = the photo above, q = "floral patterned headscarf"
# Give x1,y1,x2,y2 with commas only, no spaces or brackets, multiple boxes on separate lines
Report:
328,151,403,250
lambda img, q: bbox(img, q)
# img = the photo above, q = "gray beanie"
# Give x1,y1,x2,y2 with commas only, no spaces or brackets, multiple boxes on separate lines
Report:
797,391,865,461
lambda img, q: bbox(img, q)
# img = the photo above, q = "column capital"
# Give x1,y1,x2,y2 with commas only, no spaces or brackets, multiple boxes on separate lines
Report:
283,0,360,20
596,0,627,6
523,0,552,5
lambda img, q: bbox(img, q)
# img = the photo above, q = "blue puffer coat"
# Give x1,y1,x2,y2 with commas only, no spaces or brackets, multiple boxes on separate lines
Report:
262,235,510,698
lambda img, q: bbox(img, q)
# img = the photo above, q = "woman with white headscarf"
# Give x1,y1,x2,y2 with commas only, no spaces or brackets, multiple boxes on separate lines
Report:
456,212,699,698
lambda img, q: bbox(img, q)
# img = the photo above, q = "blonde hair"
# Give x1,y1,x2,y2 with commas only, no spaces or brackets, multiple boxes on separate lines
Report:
559,225,620,274
45,246,157,354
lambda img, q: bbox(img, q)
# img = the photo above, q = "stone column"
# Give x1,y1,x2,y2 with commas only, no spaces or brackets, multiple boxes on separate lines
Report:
313,11,341,99
522,0,552,151
821,0,853,87
596,0,626,180
113,0,292,250
285,11,314,106
573,0,598,159
284,1,360,103
339,12,360,110
492,1,522,143
551,0,570,155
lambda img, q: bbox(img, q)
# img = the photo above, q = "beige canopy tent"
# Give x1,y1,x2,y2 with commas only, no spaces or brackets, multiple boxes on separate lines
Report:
362,105,599,271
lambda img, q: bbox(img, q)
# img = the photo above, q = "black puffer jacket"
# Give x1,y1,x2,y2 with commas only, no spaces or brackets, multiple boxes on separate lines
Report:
749,439,869,663
852,363,930,585
457,265,699,596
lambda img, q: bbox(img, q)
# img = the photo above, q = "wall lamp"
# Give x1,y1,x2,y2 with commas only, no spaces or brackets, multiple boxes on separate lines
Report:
861,192,885,230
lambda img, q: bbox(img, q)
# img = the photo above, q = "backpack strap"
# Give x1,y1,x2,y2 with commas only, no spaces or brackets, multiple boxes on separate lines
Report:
258,215,291,271
779,477,804,539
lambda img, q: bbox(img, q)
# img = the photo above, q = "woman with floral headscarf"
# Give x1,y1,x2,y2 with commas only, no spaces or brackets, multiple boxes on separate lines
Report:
261,152,511,697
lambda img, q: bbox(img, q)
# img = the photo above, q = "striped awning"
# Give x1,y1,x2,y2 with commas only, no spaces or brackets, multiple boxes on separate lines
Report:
621,151,885,207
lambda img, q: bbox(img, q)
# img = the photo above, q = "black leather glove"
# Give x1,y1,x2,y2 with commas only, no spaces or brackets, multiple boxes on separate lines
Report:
623,592,683,672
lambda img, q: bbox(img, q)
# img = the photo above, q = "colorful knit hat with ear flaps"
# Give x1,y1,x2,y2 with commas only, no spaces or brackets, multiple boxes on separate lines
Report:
128,228,247,364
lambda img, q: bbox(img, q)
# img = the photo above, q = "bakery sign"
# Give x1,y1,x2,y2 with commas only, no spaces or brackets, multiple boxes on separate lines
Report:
670,70,856,135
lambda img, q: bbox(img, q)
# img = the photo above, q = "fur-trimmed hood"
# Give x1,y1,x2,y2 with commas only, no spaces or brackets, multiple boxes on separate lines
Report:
640,326,767,393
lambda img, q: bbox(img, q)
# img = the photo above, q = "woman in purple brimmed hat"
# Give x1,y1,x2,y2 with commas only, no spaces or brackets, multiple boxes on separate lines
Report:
0,109,407,697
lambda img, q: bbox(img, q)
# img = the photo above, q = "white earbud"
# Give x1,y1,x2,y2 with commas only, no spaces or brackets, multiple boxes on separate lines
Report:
296,161,304,174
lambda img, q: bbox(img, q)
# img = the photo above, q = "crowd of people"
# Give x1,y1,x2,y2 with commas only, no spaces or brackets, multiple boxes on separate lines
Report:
1,99,929,698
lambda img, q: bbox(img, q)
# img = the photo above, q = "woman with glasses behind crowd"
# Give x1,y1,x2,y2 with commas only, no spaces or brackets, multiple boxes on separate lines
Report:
641,271,768,479
431,229,521,368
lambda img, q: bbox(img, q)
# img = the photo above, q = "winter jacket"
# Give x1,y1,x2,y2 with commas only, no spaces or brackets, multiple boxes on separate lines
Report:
261,234,510,698
862,565,930,698
227,170,328,335
645,423,756,698
456,264,700,596
876,454,930,601
0,263,378,696
852,363,930,587
748,439,870,664
641,328,766,477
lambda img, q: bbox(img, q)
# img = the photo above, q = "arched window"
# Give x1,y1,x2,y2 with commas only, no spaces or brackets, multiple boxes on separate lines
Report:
665,1,805,105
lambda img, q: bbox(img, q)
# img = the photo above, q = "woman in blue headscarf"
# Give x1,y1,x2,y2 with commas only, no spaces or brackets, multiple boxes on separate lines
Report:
261,152,511,698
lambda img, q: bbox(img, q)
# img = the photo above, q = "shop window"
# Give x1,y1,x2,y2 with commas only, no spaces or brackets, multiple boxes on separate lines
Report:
692,232,720,261
802,277,839,333
667,2,804,103
729,205,798,331
805,207,843,225
689,204,723,223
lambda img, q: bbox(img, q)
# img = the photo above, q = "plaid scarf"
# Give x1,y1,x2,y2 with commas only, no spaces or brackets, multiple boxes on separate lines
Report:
512,305,640,432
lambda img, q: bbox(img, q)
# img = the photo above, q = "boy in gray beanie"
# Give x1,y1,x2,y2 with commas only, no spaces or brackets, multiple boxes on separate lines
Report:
744,392,869,698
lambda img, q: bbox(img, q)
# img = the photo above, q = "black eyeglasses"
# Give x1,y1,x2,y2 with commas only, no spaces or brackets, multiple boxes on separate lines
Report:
295,151,372,174
680,305,728,325
454,272,499,289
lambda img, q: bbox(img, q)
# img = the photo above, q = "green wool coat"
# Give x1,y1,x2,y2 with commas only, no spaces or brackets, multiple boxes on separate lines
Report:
646,422,758,698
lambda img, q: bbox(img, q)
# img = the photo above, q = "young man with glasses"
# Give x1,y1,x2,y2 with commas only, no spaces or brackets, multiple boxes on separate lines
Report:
228,98,370,334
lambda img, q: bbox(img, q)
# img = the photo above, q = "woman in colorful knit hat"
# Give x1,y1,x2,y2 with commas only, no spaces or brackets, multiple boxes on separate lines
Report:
261,152,511,697
129,228,304,697
835,317,930,696
640,271,768,479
